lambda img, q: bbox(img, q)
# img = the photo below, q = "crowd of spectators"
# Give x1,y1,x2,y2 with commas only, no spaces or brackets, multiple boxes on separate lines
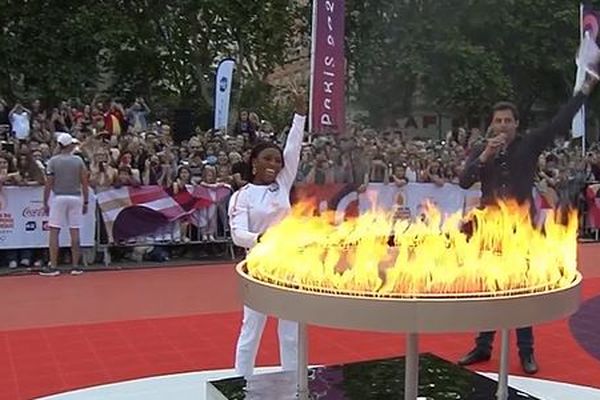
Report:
0,95,599,268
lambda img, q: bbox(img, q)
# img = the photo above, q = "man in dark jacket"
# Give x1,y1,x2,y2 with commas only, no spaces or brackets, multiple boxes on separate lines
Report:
457,72,599,375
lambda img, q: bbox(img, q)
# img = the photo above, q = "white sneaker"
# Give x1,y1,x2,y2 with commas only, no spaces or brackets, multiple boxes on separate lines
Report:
20,259,30,267
70,268,84,276
8,261,17,269
207,234,216,242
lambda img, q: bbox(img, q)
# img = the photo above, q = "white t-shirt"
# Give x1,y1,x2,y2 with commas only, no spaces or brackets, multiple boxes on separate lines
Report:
10,111,30,140
406,167,418,182
228,114,306,249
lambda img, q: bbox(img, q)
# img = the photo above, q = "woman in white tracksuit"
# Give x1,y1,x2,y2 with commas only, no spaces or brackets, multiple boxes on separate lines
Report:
228,89,307,378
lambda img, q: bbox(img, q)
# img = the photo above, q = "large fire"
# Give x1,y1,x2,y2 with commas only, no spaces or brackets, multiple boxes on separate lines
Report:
245,201,578,298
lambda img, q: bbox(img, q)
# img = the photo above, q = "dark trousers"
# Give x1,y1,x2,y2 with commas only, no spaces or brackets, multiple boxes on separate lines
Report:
475,327,534,357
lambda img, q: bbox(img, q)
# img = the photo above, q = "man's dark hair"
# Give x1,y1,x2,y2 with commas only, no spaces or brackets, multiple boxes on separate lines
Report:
492,101,519,121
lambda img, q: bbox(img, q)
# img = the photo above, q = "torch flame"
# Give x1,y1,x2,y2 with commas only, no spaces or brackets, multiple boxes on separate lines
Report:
246,201,578,298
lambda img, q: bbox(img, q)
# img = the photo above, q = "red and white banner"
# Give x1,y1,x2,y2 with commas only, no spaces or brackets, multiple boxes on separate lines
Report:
310,0,346,135
96,184,232,243
0,186,96,249
293,183,556,223
294,183,476,222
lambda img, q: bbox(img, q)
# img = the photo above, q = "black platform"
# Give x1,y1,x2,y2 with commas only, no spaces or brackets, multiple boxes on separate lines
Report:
206,354,540,400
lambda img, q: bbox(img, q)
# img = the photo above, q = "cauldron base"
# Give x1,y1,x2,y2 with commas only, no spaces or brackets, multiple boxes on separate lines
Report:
206,354,540,400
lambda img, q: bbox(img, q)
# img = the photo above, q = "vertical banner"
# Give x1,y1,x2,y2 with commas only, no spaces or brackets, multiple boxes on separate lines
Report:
214,58,235,132
573,4,600,143
310,0,346,135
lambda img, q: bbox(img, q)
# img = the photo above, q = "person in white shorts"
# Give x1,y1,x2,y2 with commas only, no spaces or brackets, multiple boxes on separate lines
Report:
41,133,89,276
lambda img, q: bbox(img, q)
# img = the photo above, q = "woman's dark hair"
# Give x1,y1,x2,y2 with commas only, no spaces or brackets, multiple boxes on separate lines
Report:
248,141,284,181
176,165,191,180
118,150,133,165
249,141,283,164
0,153,16,173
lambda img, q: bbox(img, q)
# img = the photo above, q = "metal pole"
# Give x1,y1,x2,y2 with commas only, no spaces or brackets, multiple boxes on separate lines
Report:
496,329,510,400
297,322,309,400
404,333,419,400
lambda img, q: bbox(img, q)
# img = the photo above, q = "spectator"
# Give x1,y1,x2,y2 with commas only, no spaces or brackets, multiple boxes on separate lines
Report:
421,159,446,187
0,154,19,186
231,148,251,190
127,97,151,133
114,165,140,188
233,110,257,143
117,151,141,182
391,163,409,187
178,146,190,164
104,100,126,136
405,157,419,182
297,145,314,183
81,104,93,129
198,165,219,242
91,103,105,131
367,154,390,184
328,145,353,184
9,102,31,141
89,150,117,189
584,152,600,181
59,101,73,130
215,150,232,184
306,147,335,184
50,108,68,133
142,153,172,187
228,151,242,166
31,119,53,143
173,166,193,242
15,151,45,186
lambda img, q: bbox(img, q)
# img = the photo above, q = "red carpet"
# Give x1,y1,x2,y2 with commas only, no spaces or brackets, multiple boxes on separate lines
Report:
1,278,600,399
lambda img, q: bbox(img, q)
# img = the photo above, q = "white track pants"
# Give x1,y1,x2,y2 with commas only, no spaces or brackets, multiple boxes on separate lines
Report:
234,306,298,377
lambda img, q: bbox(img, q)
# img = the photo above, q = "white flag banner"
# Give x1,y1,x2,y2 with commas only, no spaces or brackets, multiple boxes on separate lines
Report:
214,58,235,131
573,14,600,139
572,34,589,138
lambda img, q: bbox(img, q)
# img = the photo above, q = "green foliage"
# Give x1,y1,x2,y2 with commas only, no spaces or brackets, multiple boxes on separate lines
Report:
346,0,582,127
0,0,589,131
0,0,300,129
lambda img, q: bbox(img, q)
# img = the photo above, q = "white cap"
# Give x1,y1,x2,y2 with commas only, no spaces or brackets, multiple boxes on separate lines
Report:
57,133,74,147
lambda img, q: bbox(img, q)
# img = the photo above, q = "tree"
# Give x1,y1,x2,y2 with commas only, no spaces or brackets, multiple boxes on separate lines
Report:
345,0,582,128
0,0,302,130
0,1,125,103
106,0,301,126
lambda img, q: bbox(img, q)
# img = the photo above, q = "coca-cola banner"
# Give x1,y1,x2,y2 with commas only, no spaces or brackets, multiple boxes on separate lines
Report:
311,0,346,135
0,186,96,249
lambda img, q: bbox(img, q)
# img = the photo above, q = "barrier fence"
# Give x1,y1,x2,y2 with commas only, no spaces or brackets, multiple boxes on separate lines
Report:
0,182,597,267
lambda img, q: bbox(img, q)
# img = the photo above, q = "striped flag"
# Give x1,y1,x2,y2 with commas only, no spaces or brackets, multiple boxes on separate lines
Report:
96,184,232,243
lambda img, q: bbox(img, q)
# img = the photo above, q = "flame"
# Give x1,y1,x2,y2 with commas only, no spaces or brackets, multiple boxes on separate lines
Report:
246,201,578,298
